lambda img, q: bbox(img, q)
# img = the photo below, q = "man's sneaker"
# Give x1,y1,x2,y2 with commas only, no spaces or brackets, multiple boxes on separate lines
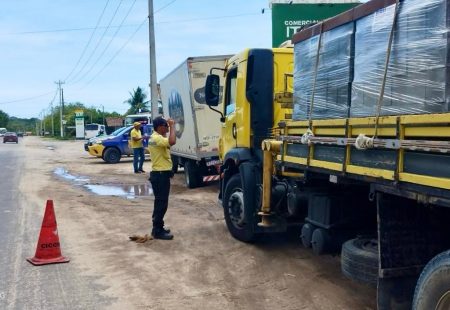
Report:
162,227,170,234
139,170,146,173
152,231,173,240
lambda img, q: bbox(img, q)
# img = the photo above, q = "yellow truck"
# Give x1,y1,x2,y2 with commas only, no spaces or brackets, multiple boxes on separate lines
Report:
202,0,450,308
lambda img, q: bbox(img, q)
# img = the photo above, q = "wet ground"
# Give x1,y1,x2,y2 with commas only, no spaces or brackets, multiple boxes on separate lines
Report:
54,167,153,199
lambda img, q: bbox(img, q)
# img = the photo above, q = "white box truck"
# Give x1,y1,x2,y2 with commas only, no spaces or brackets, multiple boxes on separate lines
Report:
159,55,230,188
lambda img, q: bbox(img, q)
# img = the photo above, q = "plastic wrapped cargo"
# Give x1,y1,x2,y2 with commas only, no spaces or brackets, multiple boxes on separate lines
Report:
293,22,354,120
351,0,449,117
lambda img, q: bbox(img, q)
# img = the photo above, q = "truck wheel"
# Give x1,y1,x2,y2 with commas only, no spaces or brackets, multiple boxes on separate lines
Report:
301,223,315,248
413,250,450,310
171,155,179,173
223,173,257,242
341,237,378,285
103,148,121,164
184,160,201,188
311,228,331,255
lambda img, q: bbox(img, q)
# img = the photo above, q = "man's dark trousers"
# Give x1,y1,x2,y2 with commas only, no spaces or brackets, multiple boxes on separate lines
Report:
133,147,145,172
149,171,171,234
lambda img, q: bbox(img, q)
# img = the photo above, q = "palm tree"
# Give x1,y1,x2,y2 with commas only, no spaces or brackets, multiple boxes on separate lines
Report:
124,87,149,114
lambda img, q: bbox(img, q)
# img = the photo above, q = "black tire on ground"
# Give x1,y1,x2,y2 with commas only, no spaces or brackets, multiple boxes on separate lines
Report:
311,228,331,255
301,223,315,248
341,237,379,285
413,250,450,310
171,155,179,173
103,147,121,164
184,160,202,189
223,173,257,242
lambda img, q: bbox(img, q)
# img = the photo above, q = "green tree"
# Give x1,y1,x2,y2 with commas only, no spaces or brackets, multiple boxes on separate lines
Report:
0,110,9,128
124,87,149,114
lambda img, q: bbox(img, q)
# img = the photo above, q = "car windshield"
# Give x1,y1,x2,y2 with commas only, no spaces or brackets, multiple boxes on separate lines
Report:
111,126,132,136
5,132,16,135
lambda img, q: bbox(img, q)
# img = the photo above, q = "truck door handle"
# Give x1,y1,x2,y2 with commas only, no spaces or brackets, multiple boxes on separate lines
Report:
232,123,237,139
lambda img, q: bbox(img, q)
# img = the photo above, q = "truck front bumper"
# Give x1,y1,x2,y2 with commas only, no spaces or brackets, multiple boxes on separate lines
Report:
88,144,105,157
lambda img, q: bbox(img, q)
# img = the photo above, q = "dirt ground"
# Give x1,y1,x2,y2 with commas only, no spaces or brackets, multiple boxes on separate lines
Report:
21,136,376,309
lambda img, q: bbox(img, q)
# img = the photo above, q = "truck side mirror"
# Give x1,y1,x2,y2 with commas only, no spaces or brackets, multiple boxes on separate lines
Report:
204,74,220,106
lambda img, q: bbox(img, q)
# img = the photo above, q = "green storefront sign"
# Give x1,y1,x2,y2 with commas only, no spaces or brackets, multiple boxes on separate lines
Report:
272,2,360,47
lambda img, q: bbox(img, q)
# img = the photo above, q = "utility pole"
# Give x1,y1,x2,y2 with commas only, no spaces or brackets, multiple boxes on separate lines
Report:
100,104,105,125
51,103,55,136
42,110,46,134
55,80,65,137
148,0,159,119
40,111,44,136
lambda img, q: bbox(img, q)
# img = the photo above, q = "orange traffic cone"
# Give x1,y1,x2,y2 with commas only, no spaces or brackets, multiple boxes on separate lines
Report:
27,200,70,266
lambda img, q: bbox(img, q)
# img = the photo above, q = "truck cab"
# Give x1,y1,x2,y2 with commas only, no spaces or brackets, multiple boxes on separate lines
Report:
84,123,105,139
205,48,293,200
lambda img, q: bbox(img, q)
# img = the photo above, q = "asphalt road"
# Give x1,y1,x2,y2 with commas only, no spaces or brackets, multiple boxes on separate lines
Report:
0,139,110,310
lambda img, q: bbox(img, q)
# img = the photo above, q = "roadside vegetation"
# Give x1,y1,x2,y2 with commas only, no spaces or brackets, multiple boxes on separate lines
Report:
1,86,149,137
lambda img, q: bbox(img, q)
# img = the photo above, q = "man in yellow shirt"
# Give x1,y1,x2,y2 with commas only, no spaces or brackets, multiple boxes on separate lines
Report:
148,116,176,240
130,122,146,173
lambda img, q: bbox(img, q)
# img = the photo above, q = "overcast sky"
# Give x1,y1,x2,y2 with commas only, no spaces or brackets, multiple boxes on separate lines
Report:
0,0,273,118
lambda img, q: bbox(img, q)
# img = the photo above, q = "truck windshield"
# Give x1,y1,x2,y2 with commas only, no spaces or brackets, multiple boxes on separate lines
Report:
124,114,151,126
85,124,99,130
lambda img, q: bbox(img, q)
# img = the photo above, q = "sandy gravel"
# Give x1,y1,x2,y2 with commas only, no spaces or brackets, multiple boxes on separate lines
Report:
20,136,376,309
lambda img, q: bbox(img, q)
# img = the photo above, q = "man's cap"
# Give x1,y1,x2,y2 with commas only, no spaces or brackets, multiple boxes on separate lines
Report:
153,116,168,129
133,121,141,127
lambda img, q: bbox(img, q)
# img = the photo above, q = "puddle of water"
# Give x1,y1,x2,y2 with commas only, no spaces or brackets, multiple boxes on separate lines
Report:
54,167,153,199
85,184,153,198
54,167,89,183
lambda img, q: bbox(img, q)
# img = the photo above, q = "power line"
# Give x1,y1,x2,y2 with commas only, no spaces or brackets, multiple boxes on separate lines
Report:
1,12,260,37
156,12,261,24
0,24,139,36
0,91,56,105
64,0,112,82
83,18,147,87
155,0,177,14
67,0,124,83
72,0,137,84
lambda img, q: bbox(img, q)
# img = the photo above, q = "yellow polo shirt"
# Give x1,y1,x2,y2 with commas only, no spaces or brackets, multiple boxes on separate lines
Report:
148,132,172,171
130,128,143,148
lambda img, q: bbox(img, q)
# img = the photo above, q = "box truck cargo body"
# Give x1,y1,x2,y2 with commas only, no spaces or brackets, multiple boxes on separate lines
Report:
160,55,230,188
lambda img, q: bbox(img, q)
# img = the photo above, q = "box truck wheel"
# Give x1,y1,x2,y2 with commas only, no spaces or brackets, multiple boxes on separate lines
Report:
301,223,315,248
223,173,257,242
413,250,450,310
184,160,202,189
103,147,121,164
171,155,179,173
311,228,331,255
341,237,378,285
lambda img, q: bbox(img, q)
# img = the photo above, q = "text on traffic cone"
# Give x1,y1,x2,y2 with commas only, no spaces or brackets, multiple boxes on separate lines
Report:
27,200,70,266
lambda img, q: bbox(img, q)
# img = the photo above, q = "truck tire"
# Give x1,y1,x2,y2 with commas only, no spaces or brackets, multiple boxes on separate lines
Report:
311,228,331,255
301,223,315,248
103,147,121,164
413,250,450,310
184,160,202,189
341,237,378,285
223,173,257,242
171,155,179,173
